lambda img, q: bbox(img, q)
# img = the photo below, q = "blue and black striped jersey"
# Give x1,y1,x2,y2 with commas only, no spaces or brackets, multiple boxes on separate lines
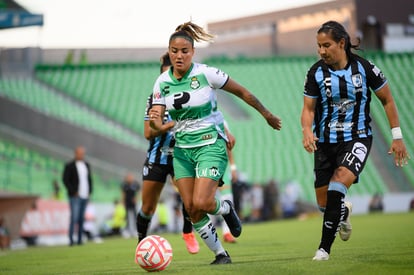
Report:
304,55,387,143
144,94,175,165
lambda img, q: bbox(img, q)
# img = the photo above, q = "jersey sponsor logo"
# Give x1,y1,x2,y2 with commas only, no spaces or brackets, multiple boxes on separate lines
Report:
198,166,221,178
160,146,174,156
330,99,356,114
371,64,385,80
215,68,226,78
202,134,213,140
209,166,221,178
351,142,367,162
328,121,354,131
356,129,367,135
153,91,162,100
142,165,149,176
371,64,381,76
173,92,190,109
341,142,368,172
190,76,200,89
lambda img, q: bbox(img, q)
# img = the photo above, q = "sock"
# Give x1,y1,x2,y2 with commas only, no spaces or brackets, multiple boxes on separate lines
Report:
318,190,345,254
182,204,193,234
212,198,230,215
193,215,225,255
136,210,152,242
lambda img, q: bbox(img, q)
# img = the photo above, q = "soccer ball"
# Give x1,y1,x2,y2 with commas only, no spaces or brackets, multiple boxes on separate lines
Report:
135,235,173,272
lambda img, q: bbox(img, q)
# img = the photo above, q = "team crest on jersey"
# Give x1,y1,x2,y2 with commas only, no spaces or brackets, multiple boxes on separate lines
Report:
190,77,200,90
351,74,362,88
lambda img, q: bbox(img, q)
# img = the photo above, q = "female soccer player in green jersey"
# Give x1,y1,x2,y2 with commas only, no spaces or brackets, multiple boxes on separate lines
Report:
149,21,282,264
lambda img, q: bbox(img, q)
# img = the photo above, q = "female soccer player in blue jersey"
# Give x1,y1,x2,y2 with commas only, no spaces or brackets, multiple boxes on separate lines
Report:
149,21,282,264
301,20,410,261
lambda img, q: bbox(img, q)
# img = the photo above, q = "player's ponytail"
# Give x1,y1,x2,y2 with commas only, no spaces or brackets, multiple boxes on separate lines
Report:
169,21,215,46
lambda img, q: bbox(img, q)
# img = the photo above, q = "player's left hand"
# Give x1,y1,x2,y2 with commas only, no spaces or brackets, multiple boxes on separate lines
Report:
388,139,410,167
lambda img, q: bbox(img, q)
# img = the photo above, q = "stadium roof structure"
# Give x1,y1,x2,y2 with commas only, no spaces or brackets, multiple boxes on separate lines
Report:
0,0,43,29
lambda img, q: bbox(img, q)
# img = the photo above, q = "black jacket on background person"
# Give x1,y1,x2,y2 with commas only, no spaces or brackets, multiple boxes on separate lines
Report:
62,160,93,197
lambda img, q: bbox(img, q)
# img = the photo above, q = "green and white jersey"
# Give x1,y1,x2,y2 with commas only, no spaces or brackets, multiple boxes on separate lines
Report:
152,63,229,148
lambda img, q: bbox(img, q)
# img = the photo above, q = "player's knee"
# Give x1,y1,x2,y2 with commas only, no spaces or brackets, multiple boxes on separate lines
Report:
192,198,213,214
141,203,157,216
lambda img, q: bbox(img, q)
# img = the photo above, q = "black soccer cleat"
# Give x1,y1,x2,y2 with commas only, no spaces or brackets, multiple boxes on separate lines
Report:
222,200,242,237
210,251,232,264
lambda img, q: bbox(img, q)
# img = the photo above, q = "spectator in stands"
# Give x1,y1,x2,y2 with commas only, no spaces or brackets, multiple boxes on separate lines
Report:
83,202,103,243
262,179,281,220
51,179,64,201
62,146,93,246
121,173,140,238
301,20,410,261
149,21,281,265
217,124,238,243
154,198,169,233
231,171,249,220
368,193,384,213
0,216,10,250
409,198,414,211
250,183,264,222
107,199,126,236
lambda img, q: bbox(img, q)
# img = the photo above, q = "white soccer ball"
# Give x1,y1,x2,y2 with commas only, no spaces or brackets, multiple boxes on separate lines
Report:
135,235,173,272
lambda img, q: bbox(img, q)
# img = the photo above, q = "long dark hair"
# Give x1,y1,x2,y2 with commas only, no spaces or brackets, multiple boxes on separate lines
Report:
317,21,361,58
160,52,171,73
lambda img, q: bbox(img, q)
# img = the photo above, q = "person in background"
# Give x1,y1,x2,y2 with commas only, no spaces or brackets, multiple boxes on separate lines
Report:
0,217,10,250
109,199,126,236
301,20,409,261
368,193,384,213
83,202,103,243
52,179,65,201
121,173,140,238
63,146,93,246
218,123,238,243
149,21,282,264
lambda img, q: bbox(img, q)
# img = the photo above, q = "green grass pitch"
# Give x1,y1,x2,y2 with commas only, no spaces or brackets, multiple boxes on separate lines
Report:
1,212,413,274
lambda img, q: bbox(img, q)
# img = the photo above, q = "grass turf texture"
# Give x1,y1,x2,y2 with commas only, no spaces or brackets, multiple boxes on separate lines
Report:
1,212,413,274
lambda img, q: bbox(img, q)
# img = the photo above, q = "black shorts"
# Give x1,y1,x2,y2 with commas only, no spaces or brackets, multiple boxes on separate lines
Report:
314,137,372,188
142,160,174,183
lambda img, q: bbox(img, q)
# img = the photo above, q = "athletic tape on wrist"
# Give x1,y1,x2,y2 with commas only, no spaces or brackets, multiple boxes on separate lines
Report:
391,127,403,140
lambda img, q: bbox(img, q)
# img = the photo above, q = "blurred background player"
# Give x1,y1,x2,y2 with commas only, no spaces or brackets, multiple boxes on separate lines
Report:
121,173,140,238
